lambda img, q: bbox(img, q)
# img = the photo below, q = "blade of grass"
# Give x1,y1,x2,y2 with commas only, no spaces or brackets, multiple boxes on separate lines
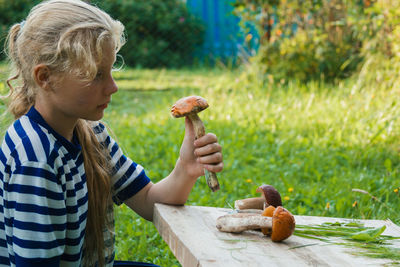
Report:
294,223,400,264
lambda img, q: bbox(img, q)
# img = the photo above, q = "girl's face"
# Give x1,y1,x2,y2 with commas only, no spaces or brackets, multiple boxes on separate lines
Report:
45,42,118,122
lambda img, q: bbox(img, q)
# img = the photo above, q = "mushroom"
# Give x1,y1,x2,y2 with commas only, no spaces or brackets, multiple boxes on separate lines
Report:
171,95,220,192
234,197,264,210
234,184,282,210
216,206,295,242
261,205,276,235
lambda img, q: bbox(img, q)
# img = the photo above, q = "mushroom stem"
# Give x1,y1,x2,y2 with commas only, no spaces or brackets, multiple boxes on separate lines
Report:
188,113,205,138
234,197,265,210
216,213,272,233
236,209,263,214
187,113,220,192
234,185,282,211
204,169,220,192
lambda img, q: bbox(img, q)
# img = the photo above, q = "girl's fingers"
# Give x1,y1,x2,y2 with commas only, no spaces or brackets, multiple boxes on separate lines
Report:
194,142,222,156
203,162,224,173
196,152,223,165
194,133,218,147
192,132,223,173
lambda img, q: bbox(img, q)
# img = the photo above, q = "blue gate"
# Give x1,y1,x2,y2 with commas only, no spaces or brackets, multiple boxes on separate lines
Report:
186,0,246,64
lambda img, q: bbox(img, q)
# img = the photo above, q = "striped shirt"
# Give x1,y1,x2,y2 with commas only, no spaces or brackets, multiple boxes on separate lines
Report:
0,107,150,266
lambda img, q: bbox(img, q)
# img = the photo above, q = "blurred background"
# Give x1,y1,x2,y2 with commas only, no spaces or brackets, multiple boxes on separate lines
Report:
0,0,247,67
1,0,399,86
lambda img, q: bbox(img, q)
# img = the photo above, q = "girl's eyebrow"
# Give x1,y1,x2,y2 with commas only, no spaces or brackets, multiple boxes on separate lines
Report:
99,60,115,71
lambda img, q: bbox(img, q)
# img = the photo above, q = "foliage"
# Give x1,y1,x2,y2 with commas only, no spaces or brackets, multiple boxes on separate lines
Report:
0,0,205,68
351,0,400,90
232,0,400,83
0,0,41,59
95,0,205,68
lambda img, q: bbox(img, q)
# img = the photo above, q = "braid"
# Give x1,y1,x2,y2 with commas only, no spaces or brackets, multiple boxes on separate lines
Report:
3,23,36,119
75,119,112,267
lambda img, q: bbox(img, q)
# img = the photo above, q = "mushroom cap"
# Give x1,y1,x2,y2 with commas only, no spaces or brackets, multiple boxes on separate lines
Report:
256,184,282,207
270,206,296,242
262,205,276,217
261,205,276,235
171,95,209,118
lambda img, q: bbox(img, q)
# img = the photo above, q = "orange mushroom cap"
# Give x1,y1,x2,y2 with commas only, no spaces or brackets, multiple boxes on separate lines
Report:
270,206,296,242
262,205,276,217
171,96,209,118
261,205,276,235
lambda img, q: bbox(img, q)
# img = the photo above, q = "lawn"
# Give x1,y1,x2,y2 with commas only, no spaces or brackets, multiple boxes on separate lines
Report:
1,64,399,266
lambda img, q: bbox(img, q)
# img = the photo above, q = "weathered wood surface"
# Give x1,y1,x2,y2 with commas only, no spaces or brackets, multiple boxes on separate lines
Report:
153,203,400,267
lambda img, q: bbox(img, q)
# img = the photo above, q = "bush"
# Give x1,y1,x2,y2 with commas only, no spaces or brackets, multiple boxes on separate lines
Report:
233,0,368,82
0,0,41,59
96,0,206,68
0,0,206,68
351,1,400,90
254,29,361,82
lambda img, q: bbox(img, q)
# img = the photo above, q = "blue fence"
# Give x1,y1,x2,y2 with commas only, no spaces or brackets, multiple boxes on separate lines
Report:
186,0,248,64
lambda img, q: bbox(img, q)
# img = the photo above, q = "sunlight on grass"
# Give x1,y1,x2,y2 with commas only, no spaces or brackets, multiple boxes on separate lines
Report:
1,64,399,266
105,67,400,265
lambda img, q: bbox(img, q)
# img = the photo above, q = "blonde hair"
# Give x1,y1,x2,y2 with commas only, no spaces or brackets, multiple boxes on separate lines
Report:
3,0,125,265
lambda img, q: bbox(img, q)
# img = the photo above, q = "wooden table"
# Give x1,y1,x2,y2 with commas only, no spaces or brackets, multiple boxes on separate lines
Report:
153,203,400,267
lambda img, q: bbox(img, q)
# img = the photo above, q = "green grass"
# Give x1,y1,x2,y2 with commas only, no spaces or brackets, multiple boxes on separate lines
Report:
1,64,400,266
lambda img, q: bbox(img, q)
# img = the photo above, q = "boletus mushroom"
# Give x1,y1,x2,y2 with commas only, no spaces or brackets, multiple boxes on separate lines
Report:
234,184,282,210
216,206,295,242
171,95,220,192
261,205,276,235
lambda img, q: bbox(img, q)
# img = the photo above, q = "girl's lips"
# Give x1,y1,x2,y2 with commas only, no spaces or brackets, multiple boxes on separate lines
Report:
98,103,108,109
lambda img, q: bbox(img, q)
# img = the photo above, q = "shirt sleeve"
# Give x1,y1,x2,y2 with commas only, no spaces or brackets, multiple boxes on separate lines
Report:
93,122,151,205
3,160,65,266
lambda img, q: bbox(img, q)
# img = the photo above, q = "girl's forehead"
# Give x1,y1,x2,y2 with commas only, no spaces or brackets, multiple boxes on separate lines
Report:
98,44,117,67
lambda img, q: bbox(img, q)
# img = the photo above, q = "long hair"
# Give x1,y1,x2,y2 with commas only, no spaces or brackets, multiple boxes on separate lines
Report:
3,0,125,265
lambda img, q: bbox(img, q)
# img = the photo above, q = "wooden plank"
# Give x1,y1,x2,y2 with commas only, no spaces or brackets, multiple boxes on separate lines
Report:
153,203,400,267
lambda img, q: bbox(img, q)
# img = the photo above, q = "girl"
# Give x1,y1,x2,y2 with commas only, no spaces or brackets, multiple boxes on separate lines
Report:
0,0,223,266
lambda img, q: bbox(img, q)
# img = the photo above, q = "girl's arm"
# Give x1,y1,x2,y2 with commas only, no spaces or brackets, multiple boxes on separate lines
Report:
124,118,223,221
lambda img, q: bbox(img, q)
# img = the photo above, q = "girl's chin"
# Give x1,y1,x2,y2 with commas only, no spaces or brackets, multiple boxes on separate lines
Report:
83,111,104,121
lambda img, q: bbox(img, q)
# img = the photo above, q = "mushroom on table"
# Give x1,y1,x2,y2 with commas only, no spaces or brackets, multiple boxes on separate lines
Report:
171,95,220,192
216,206,296,242
234,184,282,210
261,205,276,235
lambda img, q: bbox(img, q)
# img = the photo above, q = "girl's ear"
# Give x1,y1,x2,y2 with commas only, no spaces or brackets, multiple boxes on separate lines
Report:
33,64,52,90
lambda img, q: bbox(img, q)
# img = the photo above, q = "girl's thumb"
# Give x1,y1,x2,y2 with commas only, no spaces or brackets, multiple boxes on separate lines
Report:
183,117,195,143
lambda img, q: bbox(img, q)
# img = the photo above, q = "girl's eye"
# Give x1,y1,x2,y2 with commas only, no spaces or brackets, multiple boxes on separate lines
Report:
95,72,103,80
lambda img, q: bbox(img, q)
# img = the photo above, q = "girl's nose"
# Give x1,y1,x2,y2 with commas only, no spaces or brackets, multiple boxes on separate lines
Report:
106,75,118,95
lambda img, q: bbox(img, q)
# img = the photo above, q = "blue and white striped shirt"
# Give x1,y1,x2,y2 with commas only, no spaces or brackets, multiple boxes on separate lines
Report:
0,107,150,266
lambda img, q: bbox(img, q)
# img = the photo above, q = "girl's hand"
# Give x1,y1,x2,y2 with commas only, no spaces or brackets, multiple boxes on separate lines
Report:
179,117,223,179
126,117,223,219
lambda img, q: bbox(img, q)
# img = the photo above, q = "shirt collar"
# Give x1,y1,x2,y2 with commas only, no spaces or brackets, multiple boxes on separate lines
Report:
26,106,82,154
